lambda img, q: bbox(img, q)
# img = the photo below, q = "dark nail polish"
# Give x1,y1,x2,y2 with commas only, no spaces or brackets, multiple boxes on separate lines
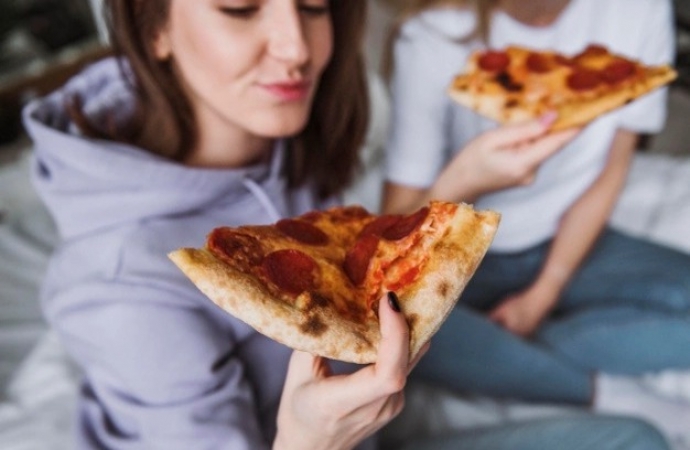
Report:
388,291,401,312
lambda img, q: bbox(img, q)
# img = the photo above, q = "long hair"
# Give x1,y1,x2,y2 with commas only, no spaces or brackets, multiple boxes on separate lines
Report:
294,1,369,198
72,0,369,199
381,0,498,79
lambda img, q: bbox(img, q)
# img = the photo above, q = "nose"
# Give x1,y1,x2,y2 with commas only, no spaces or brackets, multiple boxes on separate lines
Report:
267,6,310,68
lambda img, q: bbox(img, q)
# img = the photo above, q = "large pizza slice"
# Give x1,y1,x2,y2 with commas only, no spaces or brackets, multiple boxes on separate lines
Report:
169,201,499,364
448,44,677,130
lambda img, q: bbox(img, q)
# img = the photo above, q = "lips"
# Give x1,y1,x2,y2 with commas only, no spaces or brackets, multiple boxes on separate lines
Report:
260,80,311,101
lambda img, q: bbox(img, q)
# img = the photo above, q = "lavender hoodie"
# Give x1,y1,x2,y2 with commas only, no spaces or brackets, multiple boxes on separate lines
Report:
23,58,372,450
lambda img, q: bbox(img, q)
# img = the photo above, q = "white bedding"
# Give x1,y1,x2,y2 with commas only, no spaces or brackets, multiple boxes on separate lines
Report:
2,146,690,449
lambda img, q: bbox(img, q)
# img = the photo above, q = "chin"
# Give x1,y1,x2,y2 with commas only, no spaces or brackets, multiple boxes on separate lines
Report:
252,112,311,138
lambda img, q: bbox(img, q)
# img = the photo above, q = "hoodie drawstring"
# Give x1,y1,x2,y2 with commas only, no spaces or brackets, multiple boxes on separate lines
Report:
242,178,282,223
241,140,286,223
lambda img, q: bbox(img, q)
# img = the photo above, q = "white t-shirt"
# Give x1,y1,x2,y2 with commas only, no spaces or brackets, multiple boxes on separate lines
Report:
385,0,674,252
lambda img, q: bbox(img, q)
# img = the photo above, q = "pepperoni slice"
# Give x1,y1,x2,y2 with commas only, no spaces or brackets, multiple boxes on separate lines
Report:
526,53,552,74
382,207,429,241
263,249,318,295
359,215,402,238
208,229,263,266
344,234,379,287
478,50,510,72
601,59,636,84
276,219,328,245
567,69,601,91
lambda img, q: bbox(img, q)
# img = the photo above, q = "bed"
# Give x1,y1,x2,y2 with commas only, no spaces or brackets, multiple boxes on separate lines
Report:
2,116,690,449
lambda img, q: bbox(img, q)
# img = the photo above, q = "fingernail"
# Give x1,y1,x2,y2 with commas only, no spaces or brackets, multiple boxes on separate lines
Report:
539,111,558,126
388,291,401,312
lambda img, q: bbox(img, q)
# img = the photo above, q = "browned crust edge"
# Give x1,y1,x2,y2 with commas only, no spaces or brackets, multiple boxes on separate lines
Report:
399,204,500,358
551,68,677,130
169,248,379,363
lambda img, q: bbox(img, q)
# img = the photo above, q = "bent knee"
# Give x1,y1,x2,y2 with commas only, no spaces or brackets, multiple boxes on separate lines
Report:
615,418,670,450
659,282,690,311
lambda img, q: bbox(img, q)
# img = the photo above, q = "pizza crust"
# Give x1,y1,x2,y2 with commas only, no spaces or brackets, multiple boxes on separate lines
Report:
550,68,677,130
169,247,380,363
169,204,499,364
398,204,500,359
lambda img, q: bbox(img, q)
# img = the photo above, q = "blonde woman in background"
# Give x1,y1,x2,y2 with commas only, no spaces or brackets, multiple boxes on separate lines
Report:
383,0,690,445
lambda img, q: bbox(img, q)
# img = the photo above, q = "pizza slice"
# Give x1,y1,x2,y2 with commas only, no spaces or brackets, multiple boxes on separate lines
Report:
448,44,677,130
169,201,500,364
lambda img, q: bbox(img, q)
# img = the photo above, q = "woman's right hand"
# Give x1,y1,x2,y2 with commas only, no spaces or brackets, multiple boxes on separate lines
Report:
432,112,581,203
273,292,427,450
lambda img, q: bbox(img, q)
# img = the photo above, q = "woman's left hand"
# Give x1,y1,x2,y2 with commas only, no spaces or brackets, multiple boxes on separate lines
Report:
488,285,559,337
274,294,429,450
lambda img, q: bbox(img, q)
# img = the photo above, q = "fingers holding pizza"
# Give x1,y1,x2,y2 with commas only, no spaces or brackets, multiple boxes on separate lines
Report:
440,42,674,203
430,114,580,205
274,294,428,450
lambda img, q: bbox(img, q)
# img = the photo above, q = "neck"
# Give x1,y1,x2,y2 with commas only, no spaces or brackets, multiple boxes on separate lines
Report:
499,0,571,27
184,105,273,169
186,134,273,169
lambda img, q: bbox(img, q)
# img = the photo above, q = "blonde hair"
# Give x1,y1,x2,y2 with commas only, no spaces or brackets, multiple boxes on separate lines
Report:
381,0,499,79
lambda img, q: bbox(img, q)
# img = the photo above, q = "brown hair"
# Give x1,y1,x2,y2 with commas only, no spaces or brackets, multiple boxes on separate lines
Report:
73,0,369,199
381,0,498,79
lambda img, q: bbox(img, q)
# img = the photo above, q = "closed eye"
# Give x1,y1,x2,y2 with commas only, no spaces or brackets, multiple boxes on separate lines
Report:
219,6,258,18
299,4,329,16
219,3,329,19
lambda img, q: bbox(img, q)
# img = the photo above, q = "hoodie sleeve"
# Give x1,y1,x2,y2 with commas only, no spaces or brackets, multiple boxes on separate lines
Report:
51,280,271,450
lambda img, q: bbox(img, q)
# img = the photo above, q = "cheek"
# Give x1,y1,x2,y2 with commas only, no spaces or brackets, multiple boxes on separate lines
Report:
168,10,254,98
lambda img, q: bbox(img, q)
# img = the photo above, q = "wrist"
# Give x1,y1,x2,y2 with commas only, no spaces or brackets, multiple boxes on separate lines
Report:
429,170,481,205
273,429,337,450
539,265,571,291
530,272,569,311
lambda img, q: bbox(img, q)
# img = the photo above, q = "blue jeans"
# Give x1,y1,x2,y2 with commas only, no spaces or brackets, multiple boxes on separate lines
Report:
413,228,690,404
398,416,670,450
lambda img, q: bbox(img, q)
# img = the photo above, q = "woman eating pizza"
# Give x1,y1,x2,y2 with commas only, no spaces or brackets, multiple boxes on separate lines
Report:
21,0,672,448
383,0,690,444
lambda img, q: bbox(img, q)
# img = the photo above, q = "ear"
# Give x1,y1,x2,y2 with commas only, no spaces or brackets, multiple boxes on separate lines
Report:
152,27,172,61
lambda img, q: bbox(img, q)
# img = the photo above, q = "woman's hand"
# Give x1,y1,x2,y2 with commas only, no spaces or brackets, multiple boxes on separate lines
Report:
431,113,581,204
273,292,428,450
488,281,561,337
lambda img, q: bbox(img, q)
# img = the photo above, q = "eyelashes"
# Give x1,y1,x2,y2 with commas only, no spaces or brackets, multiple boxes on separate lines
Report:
299,4,330,16
219,6,258,18
220,3,330,19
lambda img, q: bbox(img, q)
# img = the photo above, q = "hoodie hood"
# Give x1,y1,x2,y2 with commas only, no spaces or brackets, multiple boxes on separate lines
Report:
23,58,286,241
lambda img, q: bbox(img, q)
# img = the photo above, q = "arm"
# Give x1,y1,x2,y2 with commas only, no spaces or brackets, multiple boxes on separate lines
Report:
52,282,271,450
489,129,638,335
383,116,580,214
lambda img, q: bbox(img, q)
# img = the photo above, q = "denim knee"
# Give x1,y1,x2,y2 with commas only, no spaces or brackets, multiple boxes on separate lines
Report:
653,281,690,312
618,418,670,450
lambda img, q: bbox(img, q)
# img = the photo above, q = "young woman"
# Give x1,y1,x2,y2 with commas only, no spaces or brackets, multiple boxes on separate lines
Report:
22,0,672,448
383,0,690,442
